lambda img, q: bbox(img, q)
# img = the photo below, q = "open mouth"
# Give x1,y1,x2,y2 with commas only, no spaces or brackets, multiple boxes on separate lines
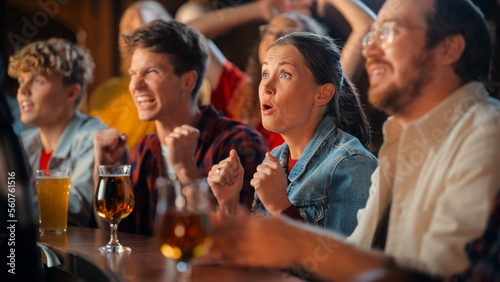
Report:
20,101,34,112
372,68,385,76
261,102,274,114
136,95,156,106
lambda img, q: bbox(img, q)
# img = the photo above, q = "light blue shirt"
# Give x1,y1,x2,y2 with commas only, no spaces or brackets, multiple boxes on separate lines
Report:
253,116,377,236
21,111,108,226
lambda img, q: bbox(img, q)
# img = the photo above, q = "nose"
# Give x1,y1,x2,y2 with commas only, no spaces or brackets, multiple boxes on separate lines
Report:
260,75,276,97
362,35,383,60
129,74,145,94
17,81,30,97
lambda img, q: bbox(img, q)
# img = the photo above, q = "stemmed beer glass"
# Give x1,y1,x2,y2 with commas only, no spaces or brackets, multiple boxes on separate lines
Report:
155,177,212,280
94,165,134,253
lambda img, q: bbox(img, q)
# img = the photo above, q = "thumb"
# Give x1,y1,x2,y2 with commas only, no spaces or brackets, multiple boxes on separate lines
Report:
119,133,128,144
229,149,241,162
265,152,279,163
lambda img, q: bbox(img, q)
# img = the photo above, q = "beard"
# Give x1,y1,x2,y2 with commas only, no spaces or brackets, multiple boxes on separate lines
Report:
368,50,435,116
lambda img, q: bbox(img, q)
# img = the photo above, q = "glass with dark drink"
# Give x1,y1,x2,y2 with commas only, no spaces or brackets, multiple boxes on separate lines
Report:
155,177,212,280
95,165,134,253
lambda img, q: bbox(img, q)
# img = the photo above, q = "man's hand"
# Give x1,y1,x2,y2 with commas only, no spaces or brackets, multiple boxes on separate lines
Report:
207,149,244,214
165,125,202,184
251,152,291,216
210,212,302,268
94,129,128,166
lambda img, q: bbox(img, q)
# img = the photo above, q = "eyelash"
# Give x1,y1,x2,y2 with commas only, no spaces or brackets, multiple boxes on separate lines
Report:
281,72,291,79
262,71,292,79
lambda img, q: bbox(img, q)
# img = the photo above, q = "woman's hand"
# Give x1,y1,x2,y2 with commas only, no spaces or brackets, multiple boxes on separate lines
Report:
251,152,291,215
208,149,244,214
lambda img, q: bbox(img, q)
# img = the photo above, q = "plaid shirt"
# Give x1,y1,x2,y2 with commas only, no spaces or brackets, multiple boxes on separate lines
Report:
120,105,268,235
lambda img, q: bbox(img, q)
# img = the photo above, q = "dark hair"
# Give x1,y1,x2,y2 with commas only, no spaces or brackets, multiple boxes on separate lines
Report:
272,32,371,147
424,0,492,83
123,20,209,100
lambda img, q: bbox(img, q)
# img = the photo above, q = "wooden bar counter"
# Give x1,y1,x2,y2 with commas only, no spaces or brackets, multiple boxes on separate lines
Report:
39,227,303,281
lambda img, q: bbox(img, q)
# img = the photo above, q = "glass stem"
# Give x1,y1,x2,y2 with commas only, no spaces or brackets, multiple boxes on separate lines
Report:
108,223,119,246
176,261,192,281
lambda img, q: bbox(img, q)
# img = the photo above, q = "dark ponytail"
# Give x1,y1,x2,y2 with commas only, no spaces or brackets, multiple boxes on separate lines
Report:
333,74,371,147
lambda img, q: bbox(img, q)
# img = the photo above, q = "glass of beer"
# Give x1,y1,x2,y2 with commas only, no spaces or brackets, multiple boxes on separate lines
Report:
36,169,71,233
155,177,212,280
94,165,134,253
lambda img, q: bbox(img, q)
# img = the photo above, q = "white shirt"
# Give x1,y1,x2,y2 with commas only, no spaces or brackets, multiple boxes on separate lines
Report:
161,144,177,181
347,81,500,275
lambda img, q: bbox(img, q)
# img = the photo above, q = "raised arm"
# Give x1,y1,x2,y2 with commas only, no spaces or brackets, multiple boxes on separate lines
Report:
189,0,312,89
189,0,311,40
317,0,376,81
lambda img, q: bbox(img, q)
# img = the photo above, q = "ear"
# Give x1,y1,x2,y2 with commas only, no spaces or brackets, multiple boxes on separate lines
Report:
66,83,81,104
438,34,465,66
314,83,335,106
181,70,198,96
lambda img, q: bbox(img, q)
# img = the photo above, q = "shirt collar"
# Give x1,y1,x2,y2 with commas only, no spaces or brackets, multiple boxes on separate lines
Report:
383,81,488,149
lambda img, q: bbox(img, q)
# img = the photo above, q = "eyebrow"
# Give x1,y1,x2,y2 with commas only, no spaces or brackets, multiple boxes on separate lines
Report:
261,61,297,68
128,64,162,73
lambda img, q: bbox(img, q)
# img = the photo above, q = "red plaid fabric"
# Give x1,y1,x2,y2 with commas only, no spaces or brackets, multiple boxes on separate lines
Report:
120,105,268,235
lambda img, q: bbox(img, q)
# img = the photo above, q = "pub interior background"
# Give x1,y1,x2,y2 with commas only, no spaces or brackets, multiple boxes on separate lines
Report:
1,0,499,155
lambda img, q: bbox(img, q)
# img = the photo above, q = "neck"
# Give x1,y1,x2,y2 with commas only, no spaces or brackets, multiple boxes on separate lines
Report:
156,104,201,145
395,71,463,128
38,113,74,153
281,113,324,160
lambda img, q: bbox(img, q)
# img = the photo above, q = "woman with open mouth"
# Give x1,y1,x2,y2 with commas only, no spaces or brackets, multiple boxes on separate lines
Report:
208,32,377,236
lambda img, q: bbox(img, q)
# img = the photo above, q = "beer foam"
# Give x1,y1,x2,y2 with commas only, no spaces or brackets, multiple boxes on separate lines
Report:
36,177,70,179
100,174,130,177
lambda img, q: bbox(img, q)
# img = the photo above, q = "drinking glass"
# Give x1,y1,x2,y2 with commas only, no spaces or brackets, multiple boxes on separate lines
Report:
36,169,71,233
94,165,134,253
155,177,212,280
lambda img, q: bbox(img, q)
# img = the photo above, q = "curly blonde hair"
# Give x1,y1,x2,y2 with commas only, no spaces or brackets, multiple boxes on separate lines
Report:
8,38,95,106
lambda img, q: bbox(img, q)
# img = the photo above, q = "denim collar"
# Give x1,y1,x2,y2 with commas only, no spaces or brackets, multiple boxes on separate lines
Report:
275,116,337,183
22,111,88,170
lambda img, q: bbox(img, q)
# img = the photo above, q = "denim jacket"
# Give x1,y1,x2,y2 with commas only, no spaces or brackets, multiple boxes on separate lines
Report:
21,112,110,226
253,116,377,236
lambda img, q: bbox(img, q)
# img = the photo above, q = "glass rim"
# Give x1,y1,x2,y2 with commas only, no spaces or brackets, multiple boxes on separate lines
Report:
97,164,132,176
35,168,70,177
96,164,131,169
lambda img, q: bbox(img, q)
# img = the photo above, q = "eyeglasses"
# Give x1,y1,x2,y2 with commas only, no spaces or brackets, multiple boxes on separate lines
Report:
362,21,426,50
259,24,302,39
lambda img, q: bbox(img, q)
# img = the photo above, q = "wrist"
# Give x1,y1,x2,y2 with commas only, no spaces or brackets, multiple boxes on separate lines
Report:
175,162,203,185
268,199,292,216
219,198,240,215
257,0,272,21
